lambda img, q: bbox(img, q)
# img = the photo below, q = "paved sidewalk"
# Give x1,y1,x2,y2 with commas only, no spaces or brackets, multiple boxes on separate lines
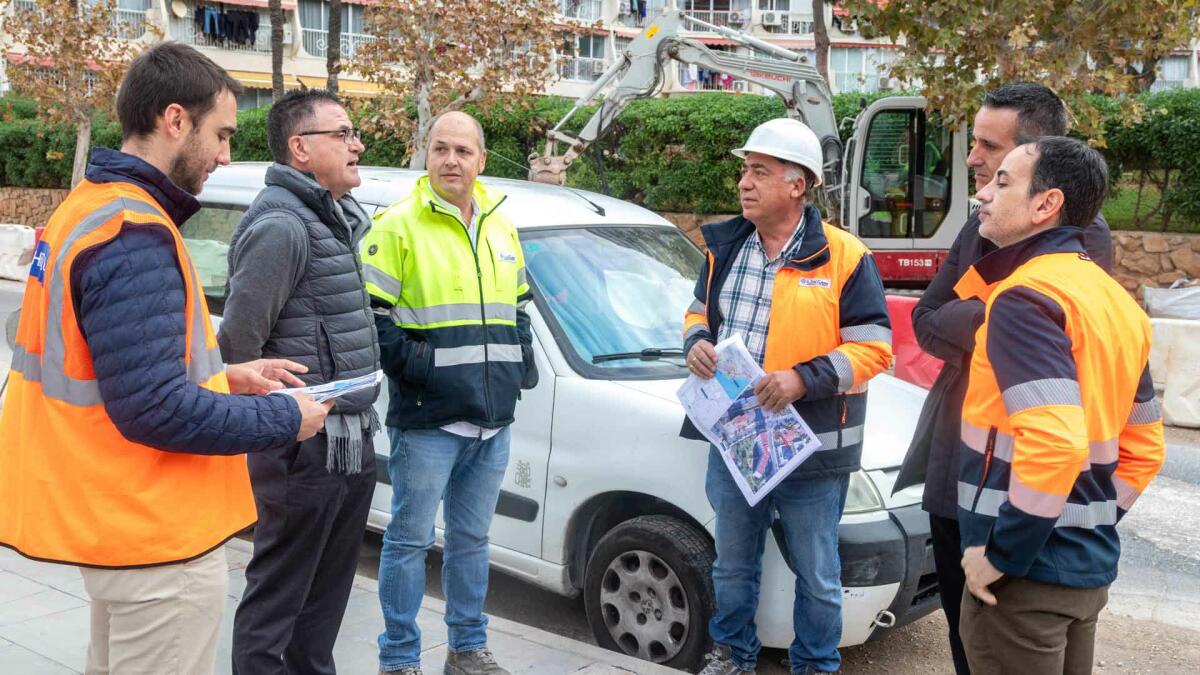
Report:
0,539,677,674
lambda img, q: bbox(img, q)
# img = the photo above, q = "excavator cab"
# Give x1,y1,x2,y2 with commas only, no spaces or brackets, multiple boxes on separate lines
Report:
841,96,970,284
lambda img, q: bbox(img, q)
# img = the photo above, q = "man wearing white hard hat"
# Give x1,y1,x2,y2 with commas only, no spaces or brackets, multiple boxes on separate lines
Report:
681,118,892,675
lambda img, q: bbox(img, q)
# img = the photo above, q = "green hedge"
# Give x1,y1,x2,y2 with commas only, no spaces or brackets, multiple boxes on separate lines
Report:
3,89,1199,232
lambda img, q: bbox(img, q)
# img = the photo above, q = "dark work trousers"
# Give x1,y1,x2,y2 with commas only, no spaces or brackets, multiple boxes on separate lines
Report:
930,513,971,675
960,578,1109,675
232,431,376,675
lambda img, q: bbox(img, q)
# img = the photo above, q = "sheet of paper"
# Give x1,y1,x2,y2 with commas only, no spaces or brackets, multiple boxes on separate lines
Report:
677,336,822,506
270,369,384,403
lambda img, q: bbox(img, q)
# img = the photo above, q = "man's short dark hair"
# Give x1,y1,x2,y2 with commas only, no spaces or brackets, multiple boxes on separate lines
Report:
267,89,344,165
117,42,242,141
983,83,1068,144
1028,137,1109,229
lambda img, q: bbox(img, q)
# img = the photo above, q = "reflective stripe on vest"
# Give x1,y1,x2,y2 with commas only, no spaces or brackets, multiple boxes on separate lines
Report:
8,198,224,403
0,180,255,569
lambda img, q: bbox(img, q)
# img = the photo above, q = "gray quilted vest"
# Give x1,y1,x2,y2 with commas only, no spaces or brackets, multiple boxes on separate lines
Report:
230,164,380,415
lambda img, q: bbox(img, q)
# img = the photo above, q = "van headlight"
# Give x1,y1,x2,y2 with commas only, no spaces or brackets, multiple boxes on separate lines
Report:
844,469,885,514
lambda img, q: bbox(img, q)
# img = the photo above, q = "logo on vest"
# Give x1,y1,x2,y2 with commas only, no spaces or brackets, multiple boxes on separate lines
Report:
29,240,50,283
798,278,831,288
498,252,517,263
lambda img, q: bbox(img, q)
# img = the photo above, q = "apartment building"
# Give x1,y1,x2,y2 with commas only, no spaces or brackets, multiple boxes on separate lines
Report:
3,0,1198,106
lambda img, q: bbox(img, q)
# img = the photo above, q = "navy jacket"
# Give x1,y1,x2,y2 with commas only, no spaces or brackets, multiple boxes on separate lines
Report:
680,206,893,479
72,148,299,454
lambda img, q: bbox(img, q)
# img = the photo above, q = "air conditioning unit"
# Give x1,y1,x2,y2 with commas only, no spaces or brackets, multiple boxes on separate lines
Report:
592,59,607,75
729,9,748,25
878,76,893,90
762,11,782,26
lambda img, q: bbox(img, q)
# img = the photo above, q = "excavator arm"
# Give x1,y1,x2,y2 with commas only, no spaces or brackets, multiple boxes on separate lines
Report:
529,6,844,208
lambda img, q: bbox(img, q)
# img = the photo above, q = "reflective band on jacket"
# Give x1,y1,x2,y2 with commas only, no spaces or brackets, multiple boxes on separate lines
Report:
363,263,402,299
814,424,864,451
839,324,892,344
956,482,1119,529
435,343,523,367
391,302,516,327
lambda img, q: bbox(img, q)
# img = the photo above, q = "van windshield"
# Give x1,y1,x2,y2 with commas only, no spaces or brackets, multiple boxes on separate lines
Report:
521,225,705,380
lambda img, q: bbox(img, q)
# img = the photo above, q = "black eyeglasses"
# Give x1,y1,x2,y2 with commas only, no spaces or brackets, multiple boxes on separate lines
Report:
296,127,360,145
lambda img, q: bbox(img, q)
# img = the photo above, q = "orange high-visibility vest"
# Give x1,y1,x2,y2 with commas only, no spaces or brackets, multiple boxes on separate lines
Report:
0,179,257,568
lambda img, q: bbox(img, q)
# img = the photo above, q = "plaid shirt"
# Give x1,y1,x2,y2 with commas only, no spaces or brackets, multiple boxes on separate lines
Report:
717,219,807,365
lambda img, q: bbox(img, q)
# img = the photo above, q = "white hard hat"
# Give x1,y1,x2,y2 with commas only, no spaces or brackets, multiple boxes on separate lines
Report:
732,118,824,187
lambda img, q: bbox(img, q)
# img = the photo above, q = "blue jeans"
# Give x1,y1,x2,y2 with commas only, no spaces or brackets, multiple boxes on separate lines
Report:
705,445,849,674
377,427,510,670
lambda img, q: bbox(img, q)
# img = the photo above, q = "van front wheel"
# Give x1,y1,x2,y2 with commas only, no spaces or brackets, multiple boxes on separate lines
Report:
583,515,716,672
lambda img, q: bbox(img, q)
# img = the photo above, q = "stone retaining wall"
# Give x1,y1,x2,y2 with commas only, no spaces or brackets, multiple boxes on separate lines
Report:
1112,232,1200,297
660,211,1200,297
0,187,69,228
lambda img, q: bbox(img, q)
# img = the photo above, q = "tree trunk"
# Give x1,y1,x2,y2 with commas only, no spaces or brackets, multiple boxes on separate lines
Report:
270,0,284,100
327,0,342,93
408,79,434,170
71,115,91,189
812,0,831,90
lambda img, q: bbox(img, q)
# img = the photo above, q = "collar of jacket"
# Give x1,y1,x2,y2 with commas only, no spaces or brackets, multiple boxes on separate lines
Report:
954,225,1086,302
699,204,827,270
265,163,371,242
85,147,200,226
414,175,506,224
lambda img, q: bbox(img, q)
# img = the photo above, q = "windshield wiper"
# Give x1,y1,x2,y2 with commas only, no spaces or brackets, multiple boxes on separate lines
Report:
591,348,686,364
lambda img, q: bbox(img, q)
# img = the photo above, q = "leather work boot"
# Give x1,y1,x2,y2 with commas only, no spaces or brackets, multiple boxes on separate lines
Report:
444,648,511,675
698,644,756,675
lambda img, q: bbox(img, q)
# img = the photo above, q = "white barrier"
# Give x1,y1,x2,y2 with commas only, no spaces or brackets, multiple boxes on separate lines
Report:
1150,318,1200,428
0,224,35,282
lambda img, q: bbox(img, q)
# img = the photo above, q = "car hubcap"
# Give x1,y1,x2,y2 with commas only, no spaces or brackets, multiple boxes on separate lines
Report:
599,549,690,662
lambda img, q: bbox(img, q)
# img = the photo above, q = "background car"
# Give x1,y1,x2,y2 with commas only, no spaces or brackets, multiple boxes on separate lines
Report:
193,163,939,672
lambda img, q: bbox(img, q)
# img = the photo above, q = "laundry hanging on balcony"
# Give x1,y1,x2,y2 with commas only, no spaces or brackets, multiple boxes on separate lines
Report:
194,5,260,46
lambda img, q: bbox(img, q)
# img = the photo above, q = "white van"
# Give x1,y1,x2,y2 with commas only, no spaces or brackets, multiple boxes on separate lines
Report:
192,164,939,672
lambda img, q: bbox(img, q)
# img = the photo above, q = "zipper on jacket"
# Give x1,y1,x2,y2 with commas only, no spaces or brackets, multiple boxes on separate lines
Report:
971,427,998,512
429,198,507,423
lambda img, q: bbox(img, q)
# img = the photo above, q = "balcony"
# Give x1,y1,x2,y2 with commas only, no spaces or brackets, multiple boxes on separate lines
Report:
169,6,274,54
11,0,149,40
301,29,375,59
761,11,813,35
683,9,747,30
677,64,742,91
558,0,602,21
559,56,606,82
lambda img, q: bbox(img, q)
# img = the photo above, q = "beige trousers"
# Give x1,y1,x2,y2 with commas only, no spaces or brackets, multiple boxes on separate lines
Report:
78,547,228,675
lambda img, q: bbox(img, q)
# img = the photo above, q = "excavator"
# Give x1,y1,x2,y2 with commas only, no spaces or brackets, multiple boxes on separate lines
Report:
528,4,971,286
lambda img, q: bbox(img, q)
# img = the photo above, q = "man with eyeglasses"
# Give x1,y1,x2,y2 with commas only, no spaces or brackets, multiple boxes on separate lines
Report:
221,89,381,674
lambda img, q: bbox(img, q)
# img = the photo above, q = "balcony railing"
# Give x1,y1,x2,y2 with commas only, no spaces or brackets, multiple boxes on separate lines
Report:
169,9,273,53
557,0,602,21
11,0,148,39
616,12,647,28
762,11,813,35
677,64,741,91
301,29,375,59
683,9,747,30
559,56,606,82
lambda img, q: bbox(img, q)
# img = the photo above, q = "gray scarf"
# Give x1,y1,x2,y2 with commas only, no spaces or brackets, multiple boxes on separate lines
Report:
323,407,380,474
